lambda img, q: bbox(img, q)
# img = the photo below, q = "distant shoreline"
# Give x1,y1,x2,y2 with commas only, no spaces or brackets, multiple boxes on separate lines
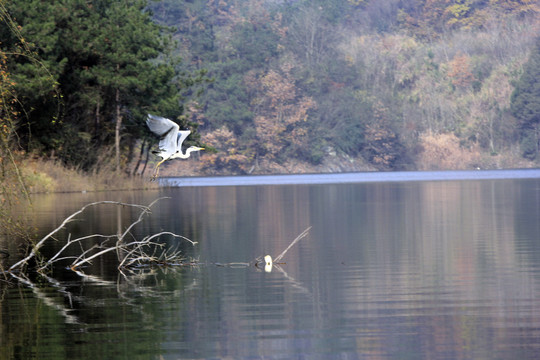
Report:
160,169,540,187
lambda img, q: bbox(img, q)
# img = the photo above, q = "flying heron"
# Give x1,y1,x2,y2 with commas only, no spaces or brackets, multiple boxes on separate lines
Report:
146,114,204,181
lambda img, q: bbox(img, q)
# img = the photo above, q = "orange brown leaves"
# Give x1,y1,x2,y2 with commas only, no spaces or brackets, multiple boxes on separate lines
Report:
251,65,316,159
447,52,475,89
200,126,252,174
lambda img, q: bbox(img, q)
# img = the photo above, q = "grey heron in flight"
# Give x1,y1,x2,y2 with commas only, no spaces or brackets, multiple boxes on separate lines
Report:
146,114,204,180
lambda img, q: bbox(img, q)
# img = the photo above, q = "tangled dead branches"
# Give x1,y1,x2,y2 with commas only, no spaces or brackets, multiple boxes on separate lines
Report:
7,197,196,275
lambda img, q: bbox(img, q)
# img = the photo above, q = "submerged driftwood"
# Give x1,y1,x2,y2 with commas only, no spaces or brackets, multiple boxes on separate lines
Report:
253,226,312,272
7,197,196,276
4,196,311,283
1,199,312,326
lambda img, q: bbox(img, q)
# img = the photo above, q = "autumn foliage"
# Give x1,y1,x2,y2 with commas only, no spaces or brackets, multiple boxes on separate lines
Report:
447,52,475,90
200,126,252,174
416,132,481,170
250,64,316,162
2,0,540,178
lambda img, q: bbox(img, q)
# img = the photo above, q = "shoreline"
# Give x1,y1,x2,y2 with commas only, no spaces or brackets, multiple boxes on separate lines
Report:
14,155,540,194
160,168,540,187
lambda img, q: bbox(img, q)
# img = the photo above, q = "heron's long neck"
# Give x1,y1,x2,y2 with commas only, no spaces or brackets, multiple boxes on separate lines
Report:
174,148,195,159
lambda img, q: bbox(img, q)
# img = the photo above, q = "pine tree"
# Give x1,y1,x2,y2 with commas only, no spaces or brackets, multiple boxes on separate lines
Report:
1,0,189,170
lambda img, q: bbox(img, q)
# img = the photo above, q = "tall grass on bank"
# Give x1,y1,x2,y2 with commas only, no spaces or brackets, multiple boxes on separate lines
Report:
21,157,158,193
0,151,34,246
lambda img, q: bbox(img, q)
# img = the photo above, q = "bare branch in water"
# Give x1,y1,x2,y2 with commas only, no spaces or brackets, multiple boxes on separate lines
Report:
9,197,196,274
254,226,312,271
7,194,310,286
274,226,312,263
9,200,158,271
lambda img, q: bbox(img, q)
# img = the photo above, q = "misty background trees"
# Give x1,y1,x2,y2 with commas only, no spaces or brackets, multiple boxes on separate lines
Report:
1,0,539,177
150,0,540,173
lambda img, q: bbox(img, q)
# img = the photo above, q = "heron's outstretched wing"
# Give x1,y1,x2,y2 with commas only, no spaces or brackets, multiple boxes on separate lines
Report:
146,114,179,158
146,114,178,136
177,130,191,149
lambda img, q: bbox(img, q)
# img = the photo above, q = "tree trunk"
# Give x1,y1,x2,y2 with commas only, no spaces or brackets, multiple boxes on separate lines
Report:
132,139,146,176
141,144,150,176
95,98,100,139
115,88,122,172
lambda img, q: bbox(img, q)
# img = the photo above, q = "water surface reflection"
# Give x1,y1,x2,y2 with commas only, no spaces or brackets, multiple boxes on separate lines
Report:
1,176,540,359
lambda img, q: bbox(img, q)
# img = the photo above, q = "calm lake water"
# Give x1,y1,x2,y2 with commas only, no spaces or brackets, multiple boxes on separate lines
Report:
2,170,540,359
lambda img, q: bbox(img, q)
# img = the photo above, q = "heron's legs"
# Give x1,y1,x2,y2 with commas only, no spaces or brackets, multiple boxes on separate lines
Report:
150,159,166,181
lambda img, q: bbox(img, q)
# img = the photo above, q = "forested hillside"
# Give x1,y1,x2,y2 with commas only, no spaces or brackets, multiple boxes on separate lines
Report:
1,0,540,180
150,0,540,174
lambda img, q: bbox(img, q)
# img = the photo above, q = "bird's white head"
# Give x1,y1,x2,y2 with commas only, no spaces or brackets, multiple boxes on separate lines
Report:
173,146,204,159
